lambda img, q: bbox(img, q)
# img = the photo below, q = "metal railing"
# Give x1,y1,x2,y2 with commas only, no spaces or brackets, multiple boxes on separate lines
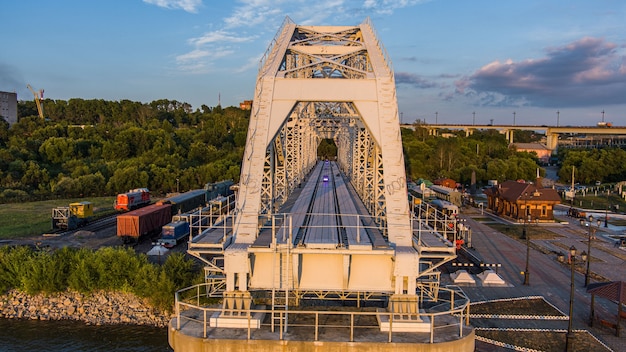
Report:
173,284,471,343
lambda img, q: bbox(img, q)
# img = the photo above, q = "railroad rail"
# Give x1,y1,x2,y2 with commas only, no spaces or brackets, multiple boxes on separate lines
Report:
44,213,118,237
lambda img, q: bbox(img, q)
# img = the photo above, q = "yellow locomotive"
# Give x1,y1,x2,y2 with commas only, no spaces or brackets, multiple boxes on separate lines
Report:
52,201,94,230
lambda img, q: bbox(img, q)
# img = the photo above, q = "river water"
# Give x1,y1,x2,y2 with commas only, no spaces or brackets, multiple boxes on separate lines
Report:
0,318,171,351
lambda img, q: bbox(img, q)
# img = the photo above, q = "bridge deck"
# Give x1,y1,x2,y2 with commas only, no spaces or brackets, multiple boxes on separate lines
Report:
412,219,453,249
188,215,234,249
251,162,324,248
287,161,324,243
250,161,388,251
334,167,372,249
303,161,339,249
189,161,453,255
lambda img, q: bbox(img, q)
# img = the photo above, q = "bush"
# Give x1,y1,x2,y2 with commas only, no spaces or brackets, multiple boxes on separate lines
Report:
0,245,201,313
67,248,98,293
0,245,34,292
0,189,30,203
162,252,195,289
92,246,147,291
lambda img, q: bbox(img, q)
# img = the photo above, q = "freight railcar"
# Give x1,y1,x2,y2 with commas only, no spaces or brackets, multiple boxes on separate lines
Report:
158,221,190,248
172,205,212,226
430,199,459,217
430,185,462,207
159,189,208,215
205,180,234,200
114,188,150,211
117,203,172,243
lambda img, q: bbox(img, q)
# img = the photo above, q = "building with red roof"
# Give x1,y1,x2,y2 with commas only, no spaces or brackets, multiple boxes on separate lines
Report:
483,180,561,222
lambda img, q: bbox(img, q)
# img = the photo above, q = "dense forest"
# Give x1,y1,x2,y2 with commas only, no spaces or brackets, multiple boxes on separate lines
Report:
0,99,248,202
555,148,626,184
1,98,625,203
401,122,544,185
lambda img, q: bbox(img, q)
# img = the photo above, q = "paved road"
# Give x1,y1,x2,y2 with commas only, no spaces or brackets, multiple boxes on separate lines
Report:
457,207,625,351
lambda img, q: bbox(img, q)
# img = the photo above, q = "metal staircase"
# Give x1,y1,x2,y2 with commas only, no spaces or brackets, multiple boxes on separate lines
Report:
271,244,292,333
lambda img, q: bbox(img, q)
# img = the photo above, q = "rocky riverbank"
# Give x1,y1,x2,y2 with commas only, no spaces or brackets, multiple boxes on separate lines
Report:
0,289,171,327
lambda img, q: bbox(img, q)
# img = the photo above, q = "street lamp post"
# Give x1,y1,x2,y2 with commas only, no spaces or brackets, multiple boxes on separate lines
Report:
605,189,609,228
566,245,587,351
521,192,532,285
566,246,577,351
580,216,601,287
524,214,531,285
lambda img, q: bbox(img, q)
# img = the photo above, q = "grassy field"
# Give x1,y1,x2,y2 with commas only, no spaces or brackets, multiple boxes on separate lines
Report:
0,197,116,239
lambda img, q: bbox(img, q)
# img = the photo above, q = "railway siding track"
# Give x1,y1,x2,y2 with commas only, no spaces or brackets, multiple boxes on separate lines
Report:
43,213,118,238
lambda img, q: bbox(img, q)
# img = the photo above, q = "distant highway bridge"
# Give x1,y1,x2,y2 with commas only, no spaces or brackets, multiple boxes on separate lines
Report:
400,123,626,152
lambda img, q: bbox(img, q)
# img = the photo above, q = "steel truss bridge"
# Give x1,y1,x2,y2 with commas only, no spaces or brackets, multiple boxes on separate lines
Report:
171,17,472,349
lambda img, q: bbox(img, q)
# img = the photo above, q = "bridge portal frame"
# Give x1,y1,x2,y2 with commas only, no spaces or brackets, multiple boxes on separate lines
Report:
228,17,417,296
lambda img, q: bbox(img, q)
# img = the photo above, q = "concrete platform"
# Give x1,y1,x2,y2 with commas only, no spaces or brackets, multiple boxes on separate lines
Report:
376,309,431,332
451,270,476,285
209,309,266,329
169,316,475,352
476,269,506,286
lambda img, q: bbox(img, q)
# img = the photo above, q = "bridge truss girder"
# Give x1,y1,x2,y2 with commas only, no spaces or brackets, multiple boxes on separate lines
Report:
228,17,416,295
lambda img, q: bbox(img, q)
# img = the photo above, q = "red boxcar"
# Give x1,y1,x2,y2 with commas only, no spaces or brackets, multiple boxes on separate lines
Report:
114,188,151,211
117,203,172,243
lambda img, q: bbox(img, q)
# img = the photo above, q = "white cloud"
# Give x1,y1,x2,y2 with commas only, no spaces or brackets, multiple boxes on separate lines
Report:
172,0,431,74
455,37,626,108
176,48,236,74
234,55,263,73
189,30,256,46
143,0,202,13
224,1,286,28
176,49,211,62
174,27,256,74
362,0,430,15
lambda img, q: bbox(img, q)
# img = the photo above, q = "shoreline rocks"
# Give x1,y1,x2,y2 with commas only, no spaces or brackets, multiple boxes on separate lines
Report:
0,289,171,327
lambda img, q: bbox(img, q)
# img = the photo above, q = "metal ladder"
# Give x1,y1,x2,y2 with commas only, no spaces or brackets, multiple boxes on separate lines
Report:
271,244,291,333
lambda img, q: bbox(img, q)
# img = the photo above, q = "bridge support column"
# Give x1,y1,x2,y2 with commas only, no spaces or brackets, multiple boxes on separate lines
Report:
546,132,559,154
504,129,513,144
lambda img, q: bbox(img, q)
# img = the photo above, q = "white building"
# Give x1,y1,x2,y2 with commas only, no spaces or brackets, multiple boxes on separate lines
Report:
0,91,18,125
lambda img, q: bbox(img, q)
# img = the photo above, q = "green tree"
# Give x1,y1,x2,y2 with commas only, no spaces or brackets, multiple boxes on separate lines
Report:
39,137,76,164
106,166,150,194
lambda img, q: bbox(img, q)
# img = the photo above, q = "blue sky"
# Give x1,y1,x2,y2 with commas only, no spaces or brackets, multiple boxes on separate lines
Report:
2,0,626,126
